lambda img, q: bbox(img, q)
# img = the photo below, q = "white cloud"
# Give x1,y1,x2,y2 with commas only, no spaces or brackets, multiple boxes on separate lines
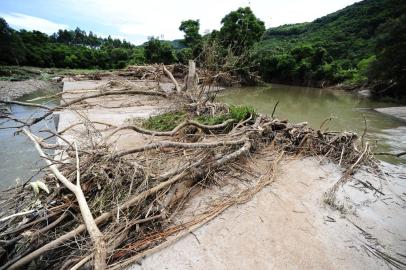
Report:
0,0,361,44
0,12,68,34
63,0,360,44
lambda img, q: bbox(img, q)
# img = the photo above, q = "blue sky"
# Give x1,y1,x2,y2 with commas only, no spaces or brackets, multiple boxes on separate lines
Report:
0,0,360,45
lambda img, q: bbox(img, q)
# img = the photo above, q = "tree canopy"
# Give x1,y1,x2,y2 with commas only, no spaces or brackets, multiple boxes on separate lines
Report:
218,7,265,55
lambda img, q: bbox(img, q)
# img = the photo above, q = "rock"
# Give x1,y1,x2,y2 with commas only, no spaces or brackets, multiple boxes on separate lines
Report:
357,89,371,97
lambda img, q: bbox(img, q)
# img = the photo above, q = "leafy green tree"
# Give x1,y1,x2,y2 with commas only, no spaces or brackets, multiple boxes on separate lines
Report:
369,15,406,98
0,18,26,65
176,48,193,64
179,20,201,47
218,7,265,55
144,37,176,64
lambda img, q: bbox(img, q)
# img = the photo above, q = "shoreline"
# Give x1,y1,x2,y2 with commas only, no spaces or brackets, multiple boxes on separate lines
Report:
0,79,61,101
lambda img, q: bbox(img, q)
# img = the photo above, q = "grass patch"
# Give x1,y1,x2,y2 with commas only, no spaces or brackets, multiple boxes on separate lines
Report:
140,105,256,132
142,111,187,131
228,105,257,122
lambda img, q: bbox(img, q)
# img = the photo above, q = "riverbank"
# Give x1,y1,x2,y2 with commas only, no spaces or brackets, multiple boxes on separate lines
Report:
0,79,61,101
128,157,406,270
375,107,406,122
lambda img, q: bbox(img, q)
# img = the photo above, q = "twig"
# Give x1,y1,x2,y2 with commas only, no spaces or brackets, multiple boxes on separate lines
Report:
271,100,279,118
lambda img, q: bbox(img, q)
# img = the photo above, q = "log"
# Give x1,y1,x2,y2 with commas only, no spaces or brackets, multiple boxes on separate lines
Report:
108,119,235,138
116,138,246,157
163,66,181,93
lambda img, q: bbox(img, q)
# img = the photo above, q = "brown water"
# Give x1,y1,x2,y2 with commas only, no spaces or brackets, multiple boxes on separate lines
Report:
218,84,406,164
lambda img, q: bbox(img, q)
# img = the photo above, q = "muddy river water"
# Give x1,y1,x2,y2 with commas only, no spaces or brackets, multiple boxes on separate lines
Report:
218,84,406,164
1,84,405,189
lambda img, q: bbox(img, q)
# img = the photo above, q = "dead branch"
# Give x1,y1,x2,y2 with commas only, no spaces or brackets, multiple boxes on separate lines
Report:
108,118,235,138
20,129,107,270
163,65,181,93
115,138,246,157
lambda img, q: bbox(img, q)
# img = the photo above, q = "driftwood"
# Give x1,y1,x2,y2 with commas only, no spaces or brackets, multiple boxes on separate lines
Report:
108,119,235,138
163,65,181,93
21,129,107,270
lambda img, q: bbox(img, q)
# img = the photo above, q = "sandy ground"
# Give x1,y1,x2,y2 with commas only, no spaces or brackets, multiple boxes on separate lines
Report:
127,157,406,270
375,107,406,122
0,79,61,101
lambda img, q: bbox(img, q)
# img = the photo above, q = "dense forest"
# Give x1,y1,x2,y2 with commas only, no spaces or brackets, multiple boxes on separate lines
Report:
253,0,406,98
0,0,405,98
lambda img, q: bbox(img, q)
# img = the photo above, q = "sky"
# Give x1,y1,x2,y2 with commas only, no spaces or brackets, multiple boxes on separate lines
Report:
0,0,361,45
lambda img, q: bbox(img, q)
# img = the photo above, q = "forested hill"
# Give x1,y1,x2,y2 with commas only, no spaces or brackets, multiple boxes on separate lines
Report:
253,0,406,96
263,0,404,62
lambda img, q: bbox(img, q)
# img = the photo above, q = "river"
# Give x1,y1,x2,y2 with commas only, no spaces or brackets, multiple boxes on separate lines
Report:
1,84,405,189
0,91,57,190
218,84,406,164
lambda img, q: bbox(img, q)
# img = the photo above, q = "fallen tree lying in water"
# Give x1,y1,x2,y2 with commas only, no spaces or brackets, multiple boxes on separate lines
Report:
0,64,376,269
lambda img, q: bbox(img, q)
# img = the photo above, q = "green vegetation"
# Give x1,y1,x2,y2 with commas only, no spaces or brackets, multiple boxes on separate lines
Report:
144,38,177,64
141,105,256,132
253,0,406,97
0,18,145,69
228,105,257,122
218,7,265,56
142,111,187,131
0,0,405,98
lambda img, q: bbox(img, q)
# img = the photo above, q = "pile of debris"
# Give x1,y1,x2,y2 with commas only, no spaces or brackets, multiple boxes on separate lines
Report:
0,65,373,270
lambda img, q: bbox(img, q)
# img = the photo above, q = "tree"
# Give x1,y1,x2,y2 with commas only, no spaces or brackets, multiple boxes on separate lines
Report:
218,7,265,55
179,19,202,48
369,15,406,98
0,18,25,65
144,37,176,64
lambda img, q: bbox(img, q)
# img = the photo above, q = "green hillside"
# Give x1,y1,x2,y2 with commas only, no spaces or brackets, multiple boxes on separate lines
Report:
252,0,406,91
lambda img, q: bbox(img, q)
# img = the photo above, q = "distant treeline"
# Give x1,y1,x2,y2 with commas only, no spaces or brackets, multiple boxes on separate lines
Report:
0,0,405,98
0,21,145,69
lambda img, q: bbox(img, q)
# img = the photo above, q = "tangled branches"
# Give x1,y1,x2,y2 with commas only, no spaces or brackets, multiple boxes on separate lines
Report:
0,67,373,269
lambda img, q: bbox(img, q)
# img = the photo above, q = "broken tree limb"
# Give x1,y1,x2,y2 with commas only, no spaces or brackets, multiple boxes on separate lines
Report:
108,118,235,138
7,137,251,269
19,129,107,270
115,138,246,158
163,65,181,93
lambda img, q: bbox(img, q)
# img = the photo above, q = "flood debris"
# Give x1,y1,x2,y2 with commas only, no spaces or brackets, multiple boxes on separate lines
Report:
0,64,378,269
